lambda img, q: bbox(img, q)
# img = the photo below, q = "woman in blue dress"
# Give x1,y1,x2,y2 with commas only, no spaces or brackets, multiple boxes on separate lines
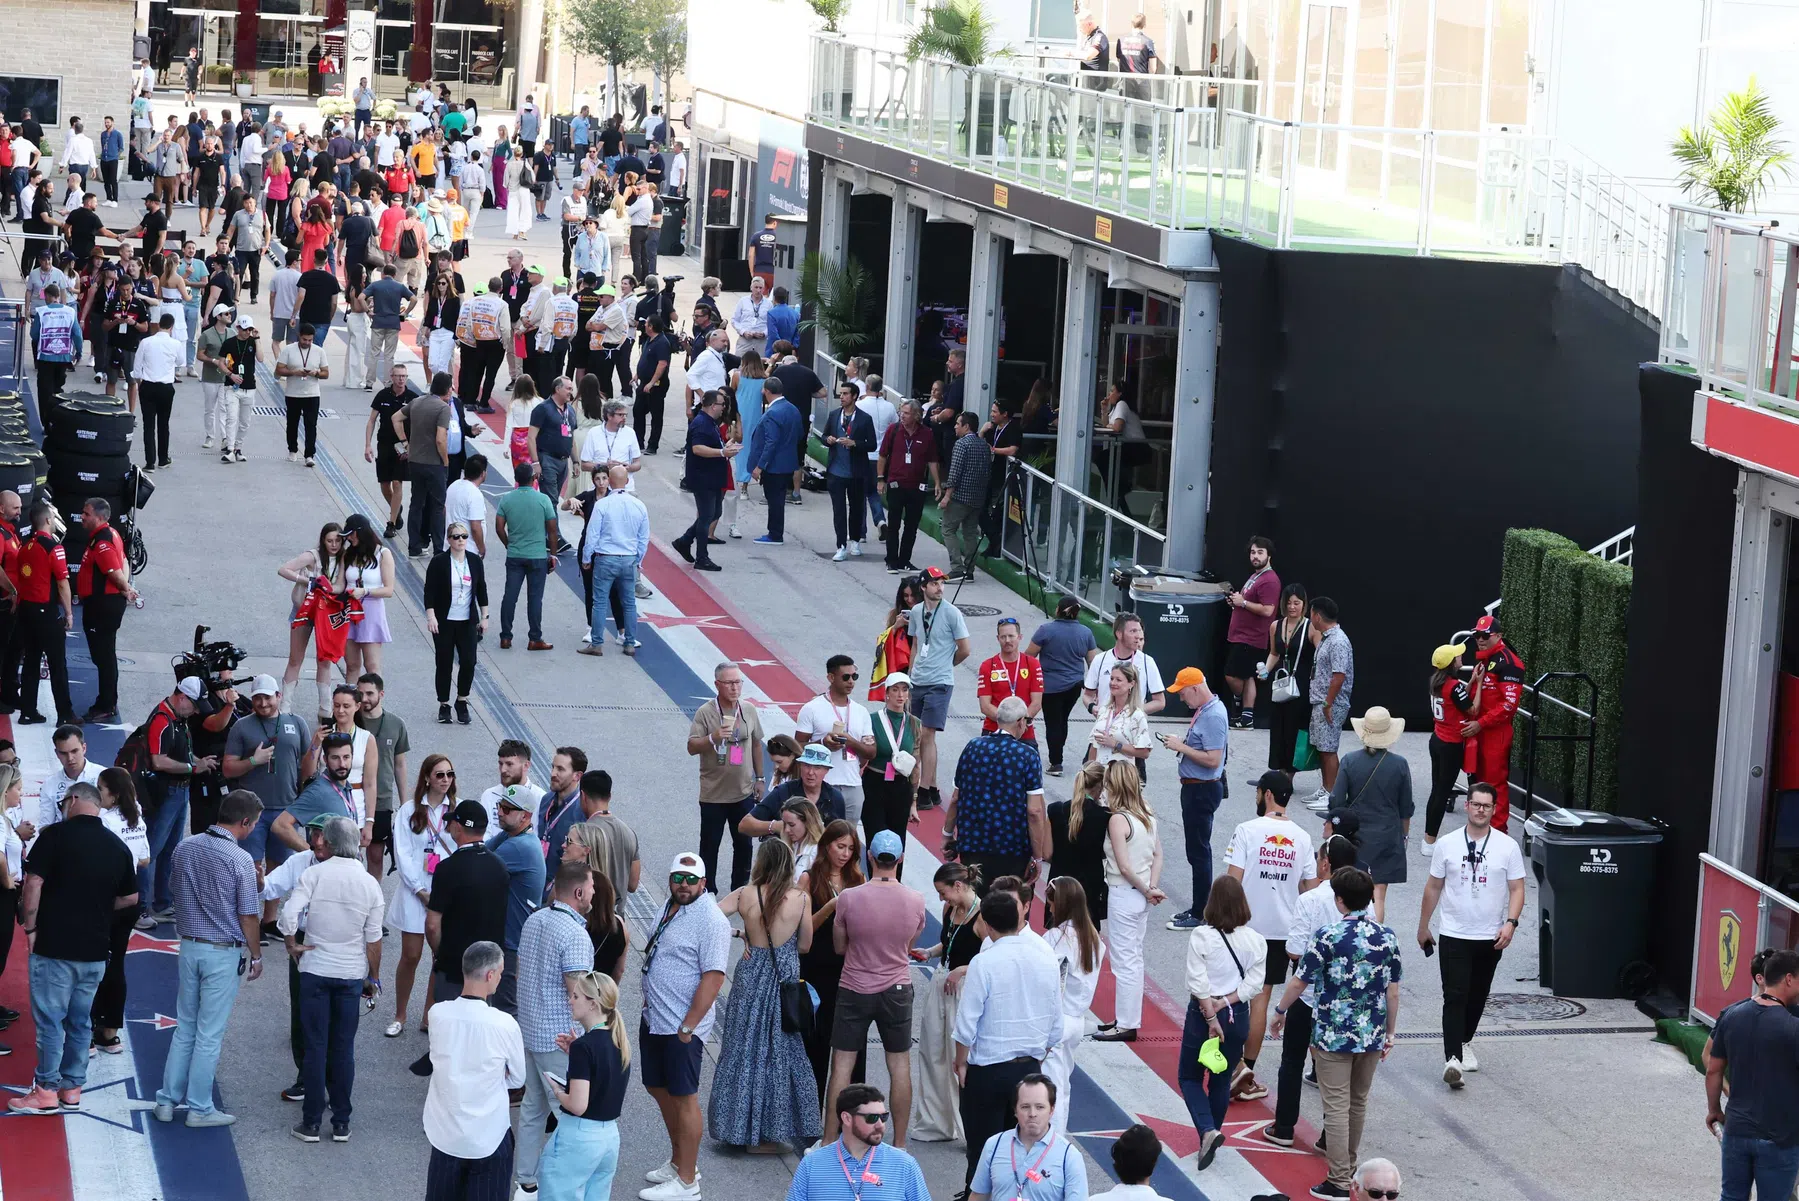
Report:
708,838,821,1152
730,350,768,539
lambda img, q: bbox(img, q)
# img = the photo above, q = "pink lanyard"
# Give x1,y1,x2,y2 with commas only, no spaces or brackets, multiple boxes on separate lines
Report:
837,1142,882,1198
1010,1133,1055,1192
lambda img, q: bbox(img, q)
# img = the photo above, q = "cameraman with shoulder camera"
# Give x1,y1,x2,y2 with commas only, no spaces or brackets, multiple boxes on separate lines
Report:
141,677,222,920
188,668,251,834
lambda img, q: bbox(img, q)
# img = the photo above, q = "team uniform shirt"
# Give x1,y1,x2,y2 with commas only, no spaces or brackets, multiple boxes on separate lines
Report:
37,761,104,830
1431,675,1476,742
1426,826,1525,939
16,532,68,605
76,523,129,599
975,652,1043,737
1224,815,1318,939
794,694,875,789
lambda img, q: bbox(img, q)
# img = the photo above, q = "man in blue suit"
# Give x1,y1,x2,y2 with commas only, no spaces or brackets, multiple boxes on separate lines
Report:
747,377,803,545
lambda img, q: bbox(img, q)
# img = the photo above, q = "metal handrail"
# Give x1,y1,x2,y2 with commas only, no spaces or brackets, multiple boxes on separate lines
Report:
1659,209,1799,416
1001,458,1165,619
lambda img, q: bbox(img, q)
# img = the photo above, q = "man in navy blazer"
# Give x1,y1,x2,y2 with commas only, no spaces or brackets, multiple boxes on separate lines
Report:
747,377,803,544
820,380,877,560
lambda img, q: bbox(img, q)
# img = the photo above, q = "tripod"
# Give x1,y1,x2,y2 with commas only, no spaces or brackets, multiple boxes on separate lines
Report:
950,458,1049,612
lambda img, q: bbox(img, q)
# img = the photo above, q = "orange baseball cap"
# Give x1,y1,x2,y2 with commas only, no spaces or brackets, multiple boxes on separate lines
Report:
1167,666,1206,692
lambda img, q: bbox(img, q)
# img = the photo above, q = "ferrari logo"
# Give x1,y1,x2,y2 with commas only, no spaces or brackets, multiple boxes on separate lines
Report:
1719,909,1743,991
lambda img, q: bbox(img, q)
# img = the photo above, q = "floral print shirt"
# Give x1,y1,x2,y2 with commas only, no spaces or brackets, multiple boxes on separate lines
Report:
1296,909,1402,1053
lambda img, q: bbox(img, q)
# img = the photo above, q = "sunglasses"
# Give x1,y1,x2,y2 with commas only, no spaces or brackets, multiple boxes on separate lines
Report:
997,617,1019,627
838,672,860,681
1364,1192,1400,1200
433,770,456,779
669,872,701,885
853,1111,890,1123
449,532,469,540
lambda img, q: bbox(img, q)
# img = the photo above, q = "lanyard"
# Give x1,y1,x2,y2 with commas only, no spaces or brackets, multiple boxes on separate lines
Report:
423,804,450,854
643,900,682,966
996,655,1022,698
1009,1133,1056,1192
837,1142,881,1200
920,601,942,647
940,905,970,966
542,788,579,835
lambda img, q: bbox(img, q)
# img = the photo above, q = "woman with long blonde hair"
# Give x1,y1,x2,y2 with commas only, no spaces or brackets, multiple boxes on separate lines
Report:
1043,876,1105,1135
1046,759,1109,926
1089,661,1153,764
385,752,458,1035
1096,761,1164,1043
539,969,632,1198
779,797,823,876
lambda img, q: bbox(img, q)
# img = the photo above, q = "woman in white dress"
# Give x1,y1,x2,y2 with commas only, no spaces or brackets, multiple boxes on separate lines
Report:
1096,763,1165,1044
326,684,377,829
1087,662,1154,766
156,255,189,347
1042,876,1106,1137
504,146,533,238
386,752,457,1037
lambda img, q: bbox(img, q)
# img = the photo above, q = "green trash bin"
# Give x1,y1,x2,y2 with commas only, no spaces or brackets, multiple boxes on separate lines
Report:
1127,577,1230,718
1523,807,1664,998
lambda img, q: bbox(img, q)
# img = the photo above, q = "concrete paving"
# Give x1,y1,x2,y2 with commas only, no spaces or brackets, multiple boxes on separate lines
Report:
31,105,1719,1201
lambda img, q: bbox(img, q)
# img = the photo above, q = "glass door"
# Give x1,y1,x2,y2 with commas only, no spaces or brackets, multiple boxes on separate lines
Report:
257,17,324,97
1298,4,1349,169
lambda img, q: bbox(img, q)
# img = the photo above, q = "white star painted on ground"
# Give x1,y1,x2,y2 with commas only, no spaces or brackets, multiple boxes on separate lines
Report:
638,613,738,631
737,658,780,667
126,931,180,955
129,1013,179,1030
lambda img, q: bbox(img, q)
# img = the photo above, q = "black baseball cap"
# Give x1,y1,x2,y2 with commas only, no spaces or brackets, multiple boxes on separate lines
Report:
450,800,488,832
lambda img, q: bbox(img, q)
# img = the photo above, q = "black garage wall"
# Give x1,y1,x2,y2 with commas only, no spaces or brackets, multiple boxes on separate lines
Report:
1616,366,1738,994
1207,238,1655,726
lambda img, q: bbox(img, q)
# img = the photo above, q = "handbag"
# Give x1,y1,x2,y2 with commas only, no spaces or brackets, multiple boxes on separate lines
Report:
781,979,816,1035
1270,668,1300,705
1292,727,1320,773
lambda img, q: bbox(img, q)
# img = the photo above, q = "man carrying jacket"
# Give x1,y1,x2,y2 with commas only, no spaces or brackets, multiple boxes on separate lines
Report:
1465,614,1524,832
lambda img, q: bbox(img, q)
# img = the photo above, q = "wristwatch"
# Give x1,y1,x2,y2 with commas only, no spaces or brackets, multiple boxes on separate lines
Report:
1504,917,1520,928
678,1023,695,1037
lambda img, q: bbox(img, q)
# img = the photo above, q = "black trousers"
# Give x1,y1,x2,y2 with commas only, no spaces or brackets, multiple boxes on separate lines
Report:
434,618,478,702
676,488,722,565
761,474,790,540
628,225,651,280
1440,935,1503,1063
0,885,16,978
1270,995,1314,1136
100,158,120,203
285,394,320,457
1042,685,1082,769
458,340,503,407
35,361,67,415
827,474,867,546
234,249,261,301
1426,734,1464,838
633,382,666,451
82,592,127,712
90,908,135,1029
289,947,306,1075
141,380,175,464
426,1128,514,1201
962,1057,1041,1185
597,342,633,399
699,798,754,893
1269,699,1306,773
407,462,448,556
884,485,928,568
859,765,913,849
17,600,71,720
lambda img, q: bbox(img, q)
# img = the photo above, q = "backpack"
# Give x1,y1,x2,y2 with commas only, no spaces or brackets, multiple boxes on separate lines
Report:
398,225,420,259
115,721,155,778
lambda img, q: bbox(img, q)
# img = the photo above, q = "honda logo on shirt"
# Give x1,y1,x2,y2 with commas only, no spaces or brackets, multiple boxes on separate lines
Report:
1580,846,1620,875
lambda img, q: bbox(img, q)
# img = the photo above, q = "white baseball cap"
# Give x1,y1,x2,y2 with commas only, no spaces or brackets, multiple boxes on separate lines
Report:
176,677,204,700
210,303,233,318
249,674,280,698
669,852,704,877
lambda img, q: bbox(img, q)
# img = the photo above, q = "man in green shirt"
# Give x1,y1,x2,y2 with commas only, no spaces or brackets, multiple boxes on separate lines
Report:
195,304,234,452
493,460,560,650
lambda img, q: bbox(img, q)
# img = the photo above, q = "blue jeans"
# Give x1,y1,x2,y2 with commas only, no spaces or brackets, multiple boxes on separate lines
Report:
589,555,637,645
299,973,362,1128
28,955,106,1089
537,1116,620,1201
1721,1134,1799,1201
157,939,247,1115
144,784,189,911
1177,997,1247,1134
1179,779,1223,910
502,557,549,641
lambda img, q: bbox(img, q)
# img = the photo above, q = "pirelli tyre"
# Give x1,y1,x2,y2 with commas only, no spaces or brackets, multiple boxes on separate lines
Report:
0,452,47,505
47,397,137,457
48,452,134,503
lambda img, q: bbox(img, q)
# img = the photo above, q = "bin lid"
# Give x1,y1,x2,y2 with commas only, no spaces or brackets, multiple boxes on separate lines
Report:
1524,806,1664,842
1130,576,1229,601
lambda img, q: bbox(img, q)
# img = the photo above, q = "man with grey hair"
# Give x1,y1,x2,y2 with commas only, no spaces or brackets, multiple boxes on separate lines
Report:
259,812,333,1105
423,941,525,1200
944,695,1049,886
685,661,767,892
279,813,384,1143
1352,1158,1402,1200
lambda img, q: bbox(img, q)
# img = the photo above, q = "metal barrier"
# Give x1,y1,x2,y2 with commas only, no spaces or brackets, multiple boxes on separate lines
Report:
1659,209,1799,416
1691,854,1799,1024
0,299,25,388
1002,458,1165,618
809,34,1669,311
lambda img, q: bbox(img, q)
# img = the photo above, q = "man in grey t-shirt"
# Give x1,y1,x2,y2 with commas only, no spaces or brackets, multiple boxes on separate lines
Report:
228,196,267,302
354,674,410,883
221,675,315,883
401,375,452,558
363,265,416,387
904,566,971,811
1306,596,1354,809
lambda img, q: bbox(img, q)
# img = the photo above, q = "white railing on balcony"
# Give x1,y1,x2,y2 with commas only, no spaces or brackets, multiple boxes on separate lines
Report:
1659,207,1799,416
810,34,1669,312
1004,460,1167,618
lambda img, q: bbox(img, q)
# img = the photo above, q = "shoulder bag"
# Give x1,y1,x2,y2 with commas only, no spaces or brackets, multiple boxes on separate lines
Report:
766,886,816,1035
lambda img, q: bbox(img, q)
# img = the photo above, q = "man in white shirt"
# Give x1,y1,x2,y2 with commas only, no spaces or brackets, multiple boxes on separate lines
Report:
477,739,545,833
1415,780,1525,1089
1223,770,1317,1105
275,324,329,466
269,251,303,346
259,814,330,1103
1081,611,1165,782
795,654,875,823
374,123,401,169
135,314,186,470
279,815,384,1142
444,453,489,555
666,142,687,195
729,276,770,356
37,725,103,830
59,119,97,199
953,889,1062,1191
625,183,653,279
578,399,642,490
422,941,526,1195
579,464,651,655
684,327,728,421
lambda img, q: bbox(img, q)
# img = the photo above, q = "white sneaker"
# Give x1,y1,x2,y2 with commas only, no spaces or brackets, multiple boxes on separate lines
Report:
103,200,117,207
1420,839,1436,856
581,631,592,644
287,451,301,463
1443,1058,1464,1089
512,1187,539,1201
201,437,214,449
847,540,862,557
833,547,849,562
639,1179,701,1201
728,524,742,539
643,1163,701,1186
1461,1044,1478,1072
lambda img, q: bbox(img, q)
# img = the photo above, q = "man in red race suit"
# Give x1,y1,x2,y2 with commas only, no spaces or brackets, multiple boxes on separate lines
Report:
1466,614,1525,832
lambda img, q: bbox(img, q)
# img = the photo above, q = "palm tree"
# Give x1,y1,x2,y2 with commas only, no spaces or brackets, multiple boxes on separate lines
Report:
808,0,849,32
1672,79,1794,213
798,253,878,357
905,0,1000,66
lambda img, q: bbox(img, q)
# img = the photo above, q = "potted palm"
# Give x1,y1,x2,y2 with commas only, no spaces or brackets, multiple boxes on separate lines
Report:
906,0,1003,157
1672,78,1794,212
799,252,879,362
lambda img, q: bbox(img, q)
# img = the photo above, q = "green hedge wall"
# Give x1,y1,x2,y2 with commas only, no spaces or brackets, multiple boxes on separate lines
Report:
1495,529,1631,812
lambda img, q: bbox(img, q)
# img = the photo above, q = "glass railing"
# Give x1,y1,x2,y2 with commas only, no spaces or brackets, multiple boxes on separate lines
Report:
809,34,1669,310
1663,210,1799,416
